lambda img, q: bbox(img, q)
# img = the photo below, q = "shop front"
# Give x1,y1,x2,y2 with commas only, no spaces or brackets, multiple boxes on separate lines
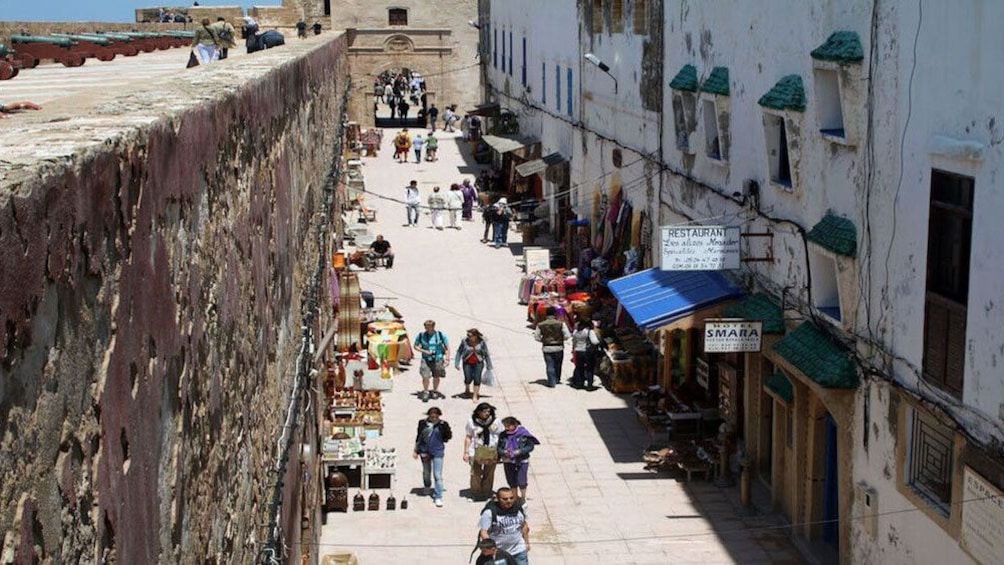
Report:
604,268,744,400
761,320,859,558
480,133,542,200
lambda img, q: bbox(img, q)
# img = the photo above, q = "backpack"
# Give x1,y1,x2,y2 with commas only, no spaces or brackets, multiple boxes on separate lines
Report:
217,25,234,42
469,500,526,562
416,331,446,358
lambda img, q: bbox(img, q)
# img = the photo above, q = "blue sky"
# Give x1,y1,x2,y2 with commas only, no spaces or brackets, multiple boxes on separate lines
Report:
3,1,265,23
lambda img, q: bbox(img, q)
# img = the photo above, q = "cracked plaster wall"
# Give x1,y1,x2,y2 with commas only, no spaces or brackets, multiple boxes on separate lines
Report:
0,35,348,563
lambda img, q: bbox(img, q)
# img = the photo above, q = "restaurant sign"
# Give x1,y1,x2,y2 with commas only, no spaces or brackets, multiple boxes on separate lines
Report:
704,320,763,353
660,225,741,271
960,467,1004,565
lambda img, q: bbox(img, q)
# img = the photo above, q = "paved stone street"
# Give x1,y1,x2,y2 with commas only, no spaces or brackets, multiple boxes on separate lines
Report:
317,128,804,564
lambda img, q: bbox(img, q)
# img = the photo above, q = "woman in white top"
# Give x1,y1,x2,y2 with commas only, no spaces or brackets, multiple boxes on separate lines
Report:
571,318,601,389
463,403,504,501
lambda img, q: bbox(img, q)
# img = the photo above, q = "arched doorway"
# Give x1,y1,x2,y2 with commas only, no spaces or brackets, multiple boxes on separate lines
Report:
370,68,435,129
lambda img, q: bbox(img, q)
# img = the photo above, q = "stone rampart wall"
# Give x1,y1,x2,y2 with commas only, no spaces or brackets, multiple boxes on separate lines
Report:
0,33,348,563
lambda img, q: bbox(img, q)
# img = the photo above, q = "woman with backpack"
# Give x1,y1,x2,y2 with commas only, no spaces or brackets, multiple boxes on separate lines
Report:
570,319,602,390
463,403,503,501
497,417,540,501
413,406,453,508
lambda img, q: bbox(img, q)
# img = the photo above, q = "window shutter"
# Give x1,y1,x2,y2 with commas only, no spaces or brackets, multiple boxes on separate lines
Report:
923,296,948,387
945,307,966,396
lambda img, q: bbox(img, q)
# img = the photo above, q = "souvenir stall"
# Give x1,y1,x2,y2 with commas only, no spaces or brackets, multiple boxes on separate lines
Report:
517,269,584,328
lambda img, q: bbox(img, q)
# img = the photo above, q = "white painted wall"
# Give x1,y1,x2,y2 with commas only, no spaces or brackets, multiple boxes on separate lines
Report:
485,3,1004,561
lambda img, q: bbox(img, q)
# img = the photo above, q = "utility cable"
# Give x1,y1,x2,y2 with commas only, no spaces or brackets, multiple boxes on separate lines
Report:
303,494,998,549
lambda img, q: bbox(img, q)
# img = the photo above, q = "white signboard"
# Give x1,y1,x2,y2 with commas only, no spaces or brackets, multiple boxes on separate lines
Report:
525,248,551,274
704,320,763,353
961,467,1004,565
660,225,741,271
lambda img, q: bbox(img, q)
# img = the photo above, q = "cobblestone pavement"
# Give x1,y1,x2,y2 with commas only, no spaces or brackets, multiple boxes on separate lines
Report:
317,126,805,564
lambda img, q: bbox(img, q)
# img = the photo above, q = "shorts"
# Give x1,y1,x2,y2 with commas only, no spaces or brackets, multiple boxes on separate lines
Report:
420,357,446,379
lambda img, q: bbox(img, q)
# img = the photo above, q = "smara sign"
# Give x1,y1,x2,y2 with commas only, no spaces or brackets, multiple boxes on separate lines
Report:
703,320,763,353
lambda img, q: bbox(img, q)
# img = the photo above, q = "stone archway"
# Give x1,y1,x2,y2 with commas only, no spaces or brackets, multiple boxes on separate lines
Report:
369,66,436,129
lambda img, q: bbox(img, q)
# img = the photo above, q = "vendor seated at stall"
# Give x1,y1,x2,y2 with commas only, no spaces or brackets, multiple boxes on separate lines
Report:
368,235,394,268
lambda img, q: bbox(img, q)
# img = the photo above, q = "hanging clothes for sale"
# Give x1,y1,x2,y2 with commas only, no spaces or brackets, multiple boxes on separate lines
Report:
337,271,362,351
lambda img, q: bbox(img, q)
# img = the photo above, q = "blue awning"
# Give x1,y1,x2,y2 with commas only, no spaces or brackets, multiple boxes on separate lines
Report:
608,268,744,330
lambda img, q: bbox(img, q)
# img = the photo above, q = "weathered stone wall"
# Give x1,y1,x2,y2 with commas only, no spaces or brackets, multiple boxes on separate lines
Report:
0,33,348,563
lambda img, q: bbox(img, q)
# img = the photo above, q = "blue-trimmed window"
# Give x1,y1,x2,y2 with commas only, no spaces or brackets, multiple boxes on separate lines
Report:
567,68,573,116
508,31,513,76
501,31,505,73
521,37,527,87
493,28,497,69
556,65,562,112
541,62,546,104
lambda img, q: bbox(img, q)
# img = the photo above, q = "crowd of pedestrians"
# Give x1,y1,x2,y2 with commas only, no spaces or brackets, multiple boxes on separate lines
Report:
405,314,540,564
376,118,609,565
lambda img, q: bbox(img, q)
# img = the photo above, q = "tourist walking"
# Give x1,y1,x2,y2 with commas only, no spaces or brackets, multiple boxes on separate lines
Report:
404,180,421,227
491,198,512,248
413,320,449,401
533,306,570,387
443,107,457,132
425,132,439,161
214,17,237,59
455,329,493,401
413,407,452,507
384,83,393,104
478,487,530,565
461,179,478,221
447,184,464,229
412,134,425,163
428,186,447,230
398,99,410,120
393,129,411,163
463,402,503,500
481,202,497,243
192,18,221,64
570,319,601,389
498,419,540,502
428,104,440,131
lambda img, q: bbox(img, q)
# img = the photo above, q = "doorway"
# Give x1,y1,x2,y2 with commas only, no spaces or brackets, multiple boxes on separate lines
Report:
821,412,839,546
372,68,432,129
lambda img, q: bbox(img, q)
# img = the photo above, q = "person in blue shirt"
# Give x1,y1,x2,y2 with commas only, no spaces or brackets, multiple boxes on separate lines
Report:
414,320,449,402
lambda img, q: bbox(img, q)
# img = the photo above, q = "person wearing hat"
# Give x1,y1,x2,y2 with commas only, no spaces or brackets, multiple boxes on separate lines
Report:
474,538,517,565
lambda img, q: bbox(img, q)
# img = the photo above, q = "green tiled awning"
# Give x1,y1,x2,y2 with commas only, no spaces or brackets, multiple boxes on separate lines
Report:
758,75,806,112
807,214,857,257
722,293,784,333
702,67,729,96
773,322,859,389
811,31,864,64
765,372,794,403
670,64,698,92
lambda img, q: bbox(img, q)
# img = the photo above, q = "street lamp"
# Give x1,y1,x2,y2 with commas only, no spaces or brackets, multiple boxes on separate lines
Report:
584,52,617,93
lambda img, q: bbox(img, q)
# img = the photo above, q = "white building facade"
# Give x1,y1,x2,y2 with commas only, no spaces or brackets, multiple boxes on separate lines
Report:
481,1,1004,563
